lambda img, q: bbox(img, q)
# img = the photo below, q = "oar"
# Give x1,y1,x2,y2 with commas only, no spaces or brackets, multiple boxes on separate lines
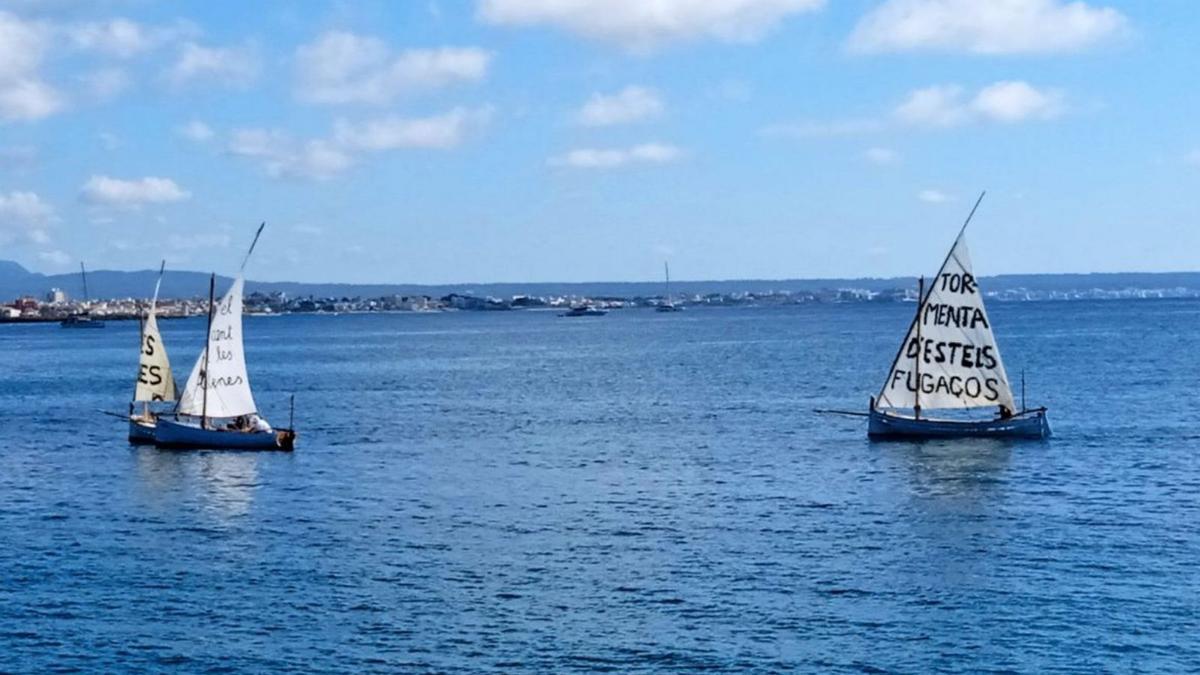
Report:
97,409,129,420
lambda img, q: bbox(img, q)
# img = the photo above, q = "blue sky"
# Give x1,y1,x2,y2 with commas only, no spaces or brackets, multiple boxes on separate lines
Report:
0,0,1196,284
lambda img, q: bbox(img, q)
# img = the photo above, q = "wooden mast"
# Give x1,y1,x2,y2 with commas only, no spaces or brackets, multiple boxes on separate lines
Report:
201,273,214,430
914,276,923,420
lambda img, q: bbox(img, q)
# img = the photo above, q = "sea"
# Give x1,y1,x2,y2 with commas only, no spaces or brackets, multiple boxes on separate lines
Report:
1,301,1197,672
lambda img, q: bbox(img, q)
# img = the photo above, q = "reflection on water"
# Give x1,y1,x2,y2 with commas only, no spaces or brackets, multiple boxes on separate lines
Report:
133,447,264,521
883,438,1016,499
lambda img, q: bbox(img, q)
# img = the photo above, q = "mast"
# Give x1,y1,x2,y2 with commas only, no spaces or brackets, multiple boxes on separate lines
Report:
914,276,923,420
80,262,90,303
201,273,214,430
664,261,670,304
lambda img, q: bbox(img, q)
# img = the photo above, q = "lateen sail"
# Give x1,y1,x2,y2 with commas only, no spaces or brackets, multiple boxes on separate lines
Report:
134,271,175,402
177,276,257,418
877,233,1015,412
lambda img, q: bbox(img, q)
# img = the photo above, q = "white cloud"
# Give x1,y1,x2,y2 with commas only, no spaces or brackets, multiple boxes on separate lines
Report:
577,85,663,126
0,77,63,121
761,118,885,138
334,106,494,150
549,142,682,169
971,80,1064,122
918,189,950,203
0,12,64,122
295,31,490,105
178,119,214,142
228,106,493,179
478,0,825,51
80,67,131,102
67,18,189,58
228,129,354,181
0,190,55,244
895,81,1063,127
894,85,969,127
38,248,70,266
864,147,899,165
166,42,259,88
80,175,191,207
849,0,1127,54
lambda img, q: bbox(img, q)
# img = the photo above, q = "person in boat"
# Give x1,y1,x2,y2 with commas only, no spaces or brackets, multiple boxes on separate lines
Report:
248,413,272,434
998,405,1013,419
228,415,248,431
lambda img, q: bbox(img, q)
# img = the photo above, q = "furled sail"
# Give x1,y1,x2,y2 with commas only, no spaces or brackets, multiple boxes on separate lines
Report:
134,273,175,402
876,233,1015,412
177,276,257,419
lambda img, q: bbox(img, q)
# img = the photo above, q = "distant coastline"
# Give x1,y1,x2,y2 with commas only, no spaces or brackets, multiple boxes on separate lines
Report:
5,256,1200,323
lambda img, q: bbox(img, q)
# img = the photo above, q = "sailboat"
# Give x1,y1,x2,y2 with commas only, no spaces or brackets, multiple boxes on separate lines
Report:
60,262,105,328
655,261,683,312
867,192,1050,439
128,261,176,443
154,224,297,450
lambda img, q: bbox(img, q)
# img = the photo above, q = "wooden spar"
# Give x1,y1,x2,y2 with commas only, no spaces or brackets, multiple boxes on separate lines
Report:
956,190,987,240
201,273,214,430
289,394,295,430
914,276,924,420
814,409,872,418
240,222,265,272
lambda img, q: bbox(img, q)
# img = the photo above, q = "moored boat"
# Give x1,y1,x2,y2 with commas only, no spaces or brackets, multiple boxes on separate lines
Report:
560,305,607,317
154,224,297,451
867,192,1051,440
60,262,106,328
655,261,683,312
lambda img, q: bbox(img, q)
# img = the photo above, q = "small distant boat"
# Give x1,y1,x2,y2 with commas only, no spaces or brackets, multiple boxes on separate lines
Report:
60,262,105,328
560,305,607,317
129,261,176,443
867,192,1050,440
655,261,683,313
154,224,297,451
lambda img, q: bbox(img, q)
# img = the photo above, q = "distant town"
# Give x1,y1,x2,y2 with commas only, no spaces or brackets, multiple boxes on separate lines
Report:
5,282,1200,323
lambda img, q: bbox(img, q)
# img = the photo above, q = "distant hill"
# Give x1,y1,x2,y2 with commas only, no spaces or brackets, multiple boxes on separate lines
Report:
3,259,1200,301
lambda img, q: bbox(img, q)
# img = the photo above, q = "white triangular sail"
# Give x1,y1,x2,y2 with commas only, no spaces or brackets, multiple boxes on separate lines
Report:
877,233,1015,412
177,276,257,419
135,265,175,402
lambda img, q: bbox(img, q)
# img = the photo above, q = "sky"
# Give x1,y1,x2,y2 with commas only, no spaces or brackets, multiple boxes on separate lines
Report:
0,0,1196,284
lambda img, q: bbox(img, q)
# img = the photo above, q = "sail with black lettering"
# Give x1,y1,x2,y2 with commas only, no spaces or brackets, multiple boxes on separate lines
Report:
176,276,257,419
134,263,175,402
876,233,1015,412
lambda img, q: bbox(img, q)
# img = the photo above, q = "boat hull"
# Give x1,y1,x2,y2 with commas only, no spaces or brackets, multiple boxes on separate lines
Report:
868,408,1050,440
154,418,295,451
128,417,156,444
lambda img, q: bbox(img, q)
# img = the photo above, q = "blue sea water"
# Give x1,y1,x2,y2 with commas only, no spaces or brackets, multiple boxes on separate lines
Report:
1,301,1198,672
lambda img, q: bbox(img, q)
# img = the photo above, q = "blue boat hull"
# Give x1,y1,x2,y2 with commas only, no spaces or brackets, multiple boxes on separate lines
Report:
154,418,294,451
868,408,1050,440
128,417,156,444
